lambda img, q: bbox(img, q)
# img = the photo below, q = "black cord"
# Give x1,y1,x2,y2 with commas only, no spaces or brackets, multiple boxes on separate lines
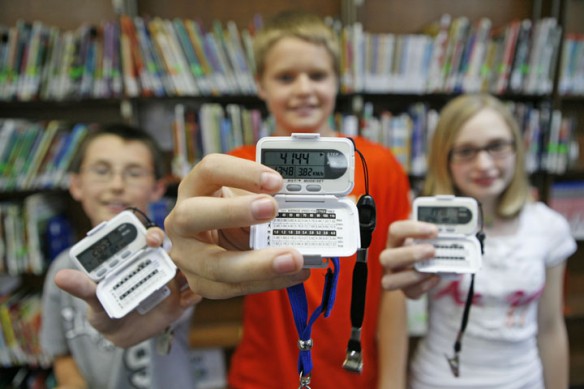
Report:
446,200,485,377
125,207,157,229
343,139,376,374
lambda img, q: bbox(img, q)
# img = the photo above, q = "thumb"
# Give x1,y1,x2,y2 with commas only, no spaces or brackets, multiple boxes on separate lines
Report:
54,269,104,314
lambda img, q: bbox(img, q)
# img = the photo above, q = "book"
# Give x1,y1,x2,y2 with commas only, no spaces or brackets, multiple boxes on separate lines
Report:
424,14,452,92
51,123,88,187
443,16,470,93
33,126,69,189
162,19,199,95
461,17,492,92
171,103,191,178
14,123,45,189
17,21,45,101
494,20,521,94
119,17,140,97
133,17,171,97
184,19,216,94
172,18,209,95
225,21,255,94
24,192,66,274
508,19,532,93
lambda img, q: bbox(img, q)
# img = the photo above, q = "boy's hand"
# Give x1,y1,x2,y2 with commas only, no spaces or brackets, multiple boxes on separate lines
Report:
54,227,201,348
164,154,310,299
379,220,441,299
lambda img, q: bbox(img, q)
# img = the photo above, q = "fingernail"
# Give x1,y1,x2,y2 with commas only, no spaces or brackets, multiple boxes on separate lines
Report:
260,172,282,192
150,234,162,246
273,253,299,274
251,197,276,220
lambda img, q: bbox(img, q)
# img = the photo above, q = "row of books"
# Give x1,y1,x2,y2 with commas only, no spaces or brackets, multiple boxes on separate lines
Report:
356,100,578,175
558,33,584,96
170,103,267,177
0,120,90,192
341,15,563,95
0,285,51,367
0,193,72,276
166,99,579,179
0,16,257,101
0,14,579,101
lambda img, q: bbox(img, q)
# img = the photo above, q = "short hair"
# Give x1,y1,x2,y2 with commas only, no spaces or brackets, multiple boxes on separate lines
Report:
422,93,530,218
253,10,340,78
69,123,166,180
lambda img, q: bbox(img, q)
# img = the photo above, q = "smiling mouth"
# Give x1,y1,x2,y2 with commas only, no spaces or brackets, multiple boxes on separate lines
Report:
474,177,497,186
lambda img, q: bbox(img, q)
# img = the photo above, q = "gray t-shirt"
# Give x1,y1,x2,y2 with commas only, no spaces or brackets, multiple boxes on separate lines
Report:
41,250,197,389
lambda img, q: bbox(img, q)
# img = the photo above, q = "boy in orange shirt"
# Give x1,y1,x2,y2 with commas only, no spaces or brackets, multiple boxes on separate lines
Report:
221,11,411,388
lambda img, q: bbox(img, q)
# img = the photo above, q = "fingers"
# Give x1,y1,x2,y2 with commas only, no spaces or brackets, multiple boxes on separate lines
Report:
379,243,436,273
381,269,440,298
386,220,438,249
185,269,310,300
167,193,278,236
54,269,103,313
170,243,308,293
145,226,165,247
177,154,283,201
380,220,441,298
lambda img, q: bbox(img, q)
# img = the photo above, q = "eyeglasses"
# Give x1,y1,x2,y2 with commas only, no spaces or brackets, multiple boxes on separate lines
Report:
449,140,515,163
81,164,154,186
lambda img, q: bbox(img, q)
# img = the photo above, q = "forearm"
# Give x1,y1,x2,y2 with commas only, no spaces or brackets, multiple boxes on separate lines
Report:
538,324,569,389
53,355,87,389
377,290,408,389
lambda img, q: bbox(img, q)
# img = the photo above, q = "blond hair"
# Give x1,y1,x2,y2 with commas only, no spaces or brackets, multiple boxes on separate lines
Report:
253,10,340,78
423,93,530,218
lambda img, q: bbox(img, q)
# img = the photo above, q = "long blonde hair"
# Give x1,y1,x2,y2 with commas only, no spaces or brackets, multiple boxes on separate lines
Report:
423,93,530,218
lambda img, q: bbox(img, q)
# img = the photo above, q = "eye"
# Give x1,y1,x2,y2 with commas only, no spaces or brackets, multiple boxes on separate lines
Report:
487,141,510,153
276,73,295,83
309,71,328,81
125,167,149,178
91,164,111,176
454,147,477,159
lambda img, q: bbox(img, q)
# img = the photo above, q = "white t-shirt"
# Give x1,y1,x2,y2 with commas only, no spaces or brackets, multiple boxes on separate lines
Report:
410,202,577,389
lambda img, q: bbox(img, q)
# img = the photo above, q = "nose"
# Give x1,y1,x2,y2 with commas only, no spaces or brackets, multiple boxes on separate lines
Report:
108,171,126,189
473,149,496,168
293,74,311,94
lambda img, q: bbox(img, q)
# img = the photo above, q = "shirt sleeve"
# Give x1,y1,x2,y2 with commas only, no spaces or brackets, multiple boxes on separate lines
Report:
40,253,70,356
541,204,577,267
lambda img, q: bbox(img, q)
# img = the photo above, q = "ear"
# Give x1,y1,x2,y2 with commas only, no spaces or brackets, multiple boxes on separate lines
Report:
69,174,84,201
255,76,267,101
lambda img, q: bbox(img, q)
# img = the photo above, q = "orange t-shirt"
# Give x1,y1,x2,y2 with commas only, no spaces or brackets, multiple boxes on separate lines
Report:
228,136,411,389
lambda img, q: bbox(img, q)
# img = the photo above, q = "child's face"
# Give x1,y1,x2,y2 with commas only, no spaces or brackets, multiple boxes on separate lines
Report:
69,134,165,227
257,37,338,136
449,108,516,206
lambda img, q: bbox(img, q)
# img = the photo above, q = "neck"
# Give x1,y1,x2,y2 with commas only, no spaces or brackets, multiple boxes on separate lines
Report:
273,127,337,137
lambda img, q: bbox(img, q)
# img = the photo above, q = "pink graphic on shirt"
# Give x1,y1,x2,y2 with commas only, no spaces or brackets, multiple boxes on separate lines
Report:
433,280,482,306
505,288,544,327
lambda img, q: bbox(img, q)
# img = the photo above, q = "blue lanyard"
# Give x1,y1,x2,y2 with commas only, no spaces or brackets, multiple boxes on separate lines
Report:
287,257,340,388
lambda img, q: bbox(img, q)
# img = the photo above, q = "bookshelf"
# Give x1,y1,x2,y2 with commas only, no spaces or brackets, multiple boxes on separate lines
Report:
0,0,583,387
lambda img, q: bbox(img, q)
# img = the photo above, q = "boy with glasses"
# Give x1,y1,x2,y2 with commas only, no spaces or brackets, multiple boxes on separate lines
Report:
40,124,198,388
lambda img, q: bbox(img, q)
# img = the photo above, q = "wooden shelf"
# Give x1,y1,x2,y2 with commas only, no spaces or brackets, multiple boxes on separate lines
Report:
189,297,244,349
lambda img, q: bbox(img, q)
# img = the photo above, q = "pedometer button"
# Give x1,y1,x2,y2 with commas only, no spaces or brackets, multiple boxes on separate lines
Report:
306,184,321,192
286,184,302,191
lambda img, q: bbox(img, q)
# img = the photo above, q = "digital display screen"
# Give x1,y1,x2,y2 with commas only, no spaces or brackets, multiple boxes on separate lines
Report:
261,149,348,179
418,206,472,225
77,223,138,273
